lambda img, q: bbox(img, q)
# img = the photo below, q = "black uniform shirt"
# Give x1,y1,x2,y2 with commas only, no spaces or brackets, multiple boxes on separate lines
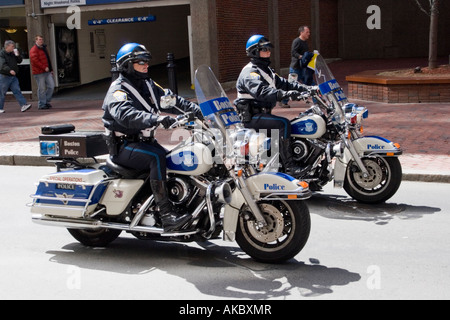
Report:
235,58,306,110
102,74,198,135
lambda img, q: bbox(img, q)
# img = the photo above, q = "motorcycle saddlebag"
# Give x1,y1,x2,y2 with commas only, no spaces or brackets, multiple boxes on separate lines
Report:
30,169,108,218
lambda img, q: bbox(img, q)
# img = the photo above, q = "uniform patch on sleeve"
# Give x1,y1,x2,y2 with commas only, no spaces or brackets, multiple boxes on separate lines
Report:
249,72,261,80
113,90,127,102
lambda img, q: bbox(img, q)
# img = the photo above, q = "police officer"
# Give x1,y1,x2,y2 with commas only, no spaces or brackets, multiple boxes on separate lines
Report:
102,43,202,232
234,35,309,176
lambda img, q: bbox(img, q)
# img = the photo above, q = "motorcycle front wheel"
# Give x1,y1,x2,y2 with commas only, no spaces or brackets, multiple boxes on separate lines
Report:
236,200,310,263
344,156,402,204
68,228,122,247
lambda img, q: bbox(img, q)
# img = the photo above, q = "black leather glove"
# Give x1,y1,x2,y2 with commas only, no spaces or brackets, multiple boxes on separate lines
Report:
278,90,302,101
157,115,176,129
307,85,320,96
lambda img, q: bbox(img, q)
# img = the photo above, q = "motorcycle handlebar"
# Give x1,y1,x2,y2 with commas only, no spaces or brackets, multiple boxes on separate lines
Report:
169,112,197,129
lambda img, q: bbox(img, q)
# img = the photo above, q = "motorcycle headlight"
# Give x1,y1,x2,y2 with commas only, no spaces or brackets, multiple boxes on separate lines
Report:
249,132,268,157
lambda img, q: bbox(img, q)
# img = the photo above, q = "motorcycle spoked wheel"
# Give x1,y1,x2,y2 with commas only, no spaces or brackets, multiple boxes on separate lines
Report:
236,200,310,263
67,228,122,247
344,156,402,204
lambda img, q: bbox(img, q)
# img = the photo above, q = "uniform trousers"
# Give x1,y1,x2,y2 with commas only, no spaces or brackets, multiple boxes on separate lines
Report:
113,139,167,181
244,113,291,140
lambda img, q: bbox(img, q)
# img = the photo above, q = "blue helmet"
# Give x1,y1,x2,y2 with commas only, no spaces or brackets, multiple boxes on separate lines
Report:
116,43,151,69
246,35,273,57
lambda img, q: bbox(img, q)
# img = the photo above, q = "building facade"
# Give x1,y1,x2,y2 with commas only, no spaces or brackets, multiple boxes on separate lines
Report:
0,0,448,96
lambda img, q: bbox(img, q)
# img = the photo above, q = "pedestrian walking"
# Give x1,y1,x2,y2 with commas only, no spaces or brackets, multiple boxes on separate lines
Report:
290,25,315,85
0,40,32,114
280,26,314,108
29,35,54,110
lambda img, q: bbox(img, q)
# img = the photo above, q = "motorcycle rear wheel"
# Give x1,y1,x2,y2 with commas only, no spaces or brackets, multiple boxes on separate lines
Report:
236,200,310,263
68,228,122,247
344,156,402,204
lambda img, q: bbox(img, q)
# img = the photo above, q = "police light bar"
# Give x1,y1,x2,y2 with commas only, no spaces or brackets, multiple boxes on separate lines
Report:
40,141,59,157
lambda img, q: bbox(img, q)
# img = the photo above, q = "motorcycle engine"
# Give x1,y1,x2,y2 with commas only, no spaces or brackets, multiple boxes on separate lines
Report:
292,139,309,162
167,176,193,205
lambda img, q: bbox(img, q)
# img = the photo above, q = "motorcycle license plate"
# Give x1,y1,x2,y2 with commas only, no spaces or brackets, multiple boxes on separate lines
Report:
56,183,76,190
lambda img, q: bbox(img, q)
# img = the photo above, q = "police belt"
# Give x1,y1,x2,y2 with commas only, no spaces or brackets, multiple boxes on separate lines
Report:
236,101,272,116
105,128,154,142
251,106,272,114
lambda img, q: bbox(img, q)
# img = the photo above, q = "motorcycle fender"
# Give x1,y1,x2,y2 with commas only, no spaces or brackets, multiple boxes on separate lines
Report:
246,172,310,200
334,158,346,188
223,190,244,242
334,136,401,188
222,172,310,242
348,136,402,157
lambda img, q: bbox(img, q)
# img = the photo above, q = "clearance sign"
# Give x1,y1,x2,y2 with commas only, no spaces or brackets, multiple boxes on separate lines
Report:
40,0,138,8
88,15,156,26
1,0,25,5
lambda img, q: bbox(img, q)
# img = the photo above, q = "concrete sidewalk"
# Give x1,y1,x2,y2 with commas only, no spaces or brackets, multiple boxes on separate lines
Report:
0,57,449,183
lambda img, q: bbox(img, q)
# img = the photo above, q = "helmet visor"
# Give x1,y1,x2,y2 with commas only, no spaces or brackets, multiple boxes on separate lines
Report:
131,50,151,62
259,39,274,49
133,59,150,65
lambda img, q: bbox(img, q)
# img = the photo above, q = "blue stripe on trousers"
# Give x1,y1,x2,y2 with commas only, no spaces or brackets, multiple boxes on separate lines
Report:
256,116,289,139
124,145,163,180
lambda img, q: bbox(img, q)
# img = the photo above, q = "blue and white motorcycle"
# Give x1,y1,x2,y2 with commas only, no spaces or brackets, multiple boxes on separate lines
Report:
30,65,311,263
278,53,402,203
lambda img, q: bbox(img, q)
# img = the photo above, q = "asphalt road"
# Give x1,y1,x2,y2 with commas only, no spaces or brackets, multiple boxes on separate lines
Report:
1,165,449,301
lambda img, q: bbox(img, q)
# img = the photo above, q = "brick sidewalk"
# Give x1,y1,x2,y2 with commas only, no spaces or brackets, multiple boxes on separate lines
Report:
0,57,449,180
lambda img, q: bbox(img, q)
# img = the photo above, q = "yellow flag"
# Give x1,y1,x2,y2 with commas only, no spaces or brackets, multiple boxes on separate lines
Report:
307,52,319,70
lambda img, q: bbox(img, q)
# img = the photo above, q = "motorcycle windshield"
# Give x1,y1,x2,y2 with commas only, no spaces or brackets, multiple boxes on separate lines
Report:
195,65,242,134
194,65,243,159
313,53,348,124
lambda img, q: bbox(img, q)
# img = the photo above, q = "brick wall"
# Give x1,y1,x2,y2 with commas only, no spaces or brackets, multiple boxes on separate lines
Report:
348,82,450,103
339,0,450,59
277,0,312,69
215,0,312,82
215,0,270,82
318,0,338,58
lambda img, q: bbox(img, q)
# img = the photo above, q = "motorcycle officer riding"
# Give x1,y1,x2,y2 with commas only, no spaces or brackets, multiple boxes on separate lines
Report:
234,35,310,176
102,43,202,232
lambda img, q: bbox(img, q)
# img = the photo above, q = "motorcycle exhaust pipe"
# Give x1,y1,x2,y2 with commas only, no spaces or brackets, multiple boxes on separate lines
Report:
32,214,165,234
32,214,201,237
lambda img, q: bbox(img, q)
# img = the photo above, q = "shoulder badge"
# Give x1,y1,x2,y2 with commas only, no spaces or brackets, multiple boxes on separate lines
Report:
113,90,127,102
249,72,261,80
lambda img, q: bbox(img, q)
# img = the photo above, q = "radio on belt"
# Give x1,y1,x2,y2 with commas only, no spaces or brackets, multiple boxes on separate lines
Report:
39,125,108,158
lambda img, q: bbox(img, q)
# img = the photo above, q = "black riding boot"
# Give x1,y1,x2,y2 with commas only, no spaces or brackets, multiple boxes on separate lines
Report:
280,138,304,177
150,180,191,232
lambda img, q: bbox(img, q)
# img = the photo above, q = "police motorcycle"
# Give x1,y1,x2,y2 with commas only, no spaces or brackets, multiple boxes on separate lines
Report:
30,65,312,263
268,53,402,204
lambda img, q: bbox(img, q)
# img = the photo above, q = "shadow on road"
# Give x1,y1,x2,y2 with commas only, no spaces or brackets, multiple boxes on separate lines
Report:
307,192,441,225
46,237,360,299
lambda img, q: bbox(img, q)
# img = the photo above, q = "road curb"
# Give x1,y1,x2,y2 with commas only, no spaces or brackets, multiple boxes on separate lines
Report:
402,173,450,183
1,154,449,183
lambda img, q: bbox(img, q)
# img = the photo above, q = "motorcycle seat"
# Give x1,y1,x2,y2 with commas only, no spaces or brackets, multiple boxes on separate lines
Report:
106,156,147,179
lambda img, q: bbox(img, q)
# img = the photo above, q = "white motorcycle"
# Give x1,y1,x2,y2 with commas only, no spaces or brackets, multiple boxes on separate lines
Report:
30,65,312,263
271,53,403,203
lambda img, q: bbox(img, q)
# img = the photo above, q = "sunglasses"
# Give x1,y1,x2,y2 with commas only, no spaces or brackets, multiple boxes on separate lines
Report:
134,60,150,65
260,47,271,52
